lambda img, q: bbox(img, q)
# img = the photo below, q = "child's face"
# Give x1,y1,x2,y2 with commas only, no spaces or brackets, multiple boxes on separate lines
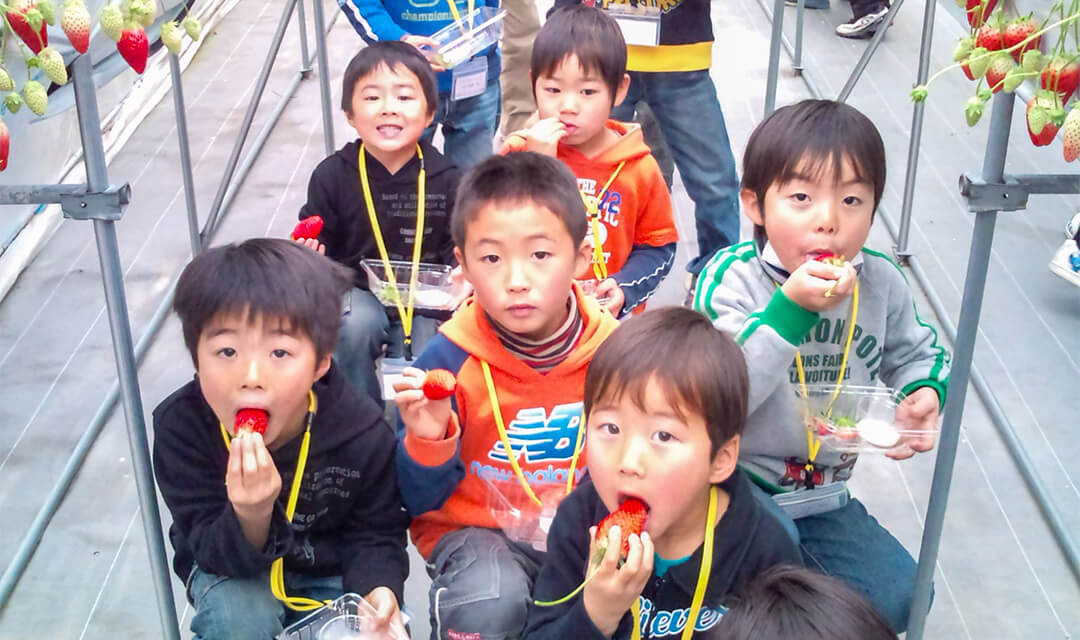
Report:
744,156,876,274
196,311,331,449
345,63,434,167
533,55,628,157
455,200,590,340
586,377,738,558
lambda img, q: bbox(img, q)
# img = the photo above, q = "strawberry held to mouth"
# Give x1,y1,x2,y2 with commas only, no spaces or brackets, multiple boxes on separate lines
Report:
235,409,268,436
291,215,324,241
813,252,845,266
592,497,648,565
422,369,457,400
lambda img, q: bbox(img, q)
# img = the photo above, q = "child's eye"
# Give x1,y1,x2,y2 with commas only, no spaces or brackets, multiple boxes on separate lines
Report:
653,431,676,443
543,86,560,94
271,349,289,358
599,423,620,435
363,95,379,102
480,254,500,264
843,196,863,206
791,193,810,202
533,251,551,260
398,94,414,101
216,347,236,358
581,88,597,96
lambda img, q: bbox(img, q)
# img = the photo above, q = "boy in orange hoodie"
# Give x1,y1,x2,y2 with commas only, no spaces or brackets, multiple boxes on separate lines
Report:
393,152,620,640
502,5,678,317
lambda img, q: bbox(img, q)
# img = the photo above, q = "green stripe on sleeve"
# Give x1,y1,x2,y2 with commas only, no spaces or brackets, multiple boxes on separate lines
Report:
759,288,818,346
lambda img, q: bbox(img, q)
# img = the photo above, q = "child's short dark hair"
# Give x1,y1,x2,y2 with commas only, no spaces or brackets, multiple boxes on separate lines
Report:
584,308,748,457
741,100,885,240
341,41,437,116
452,151,588,252
174,238,353,367
713,565,895,640
532,5,626,105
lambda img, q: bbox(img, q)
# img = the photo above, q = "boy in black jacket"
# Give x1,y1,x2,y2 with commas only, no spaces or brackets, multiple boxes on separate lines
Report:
296,41,460,404
152,239,410,640
527,308,800,639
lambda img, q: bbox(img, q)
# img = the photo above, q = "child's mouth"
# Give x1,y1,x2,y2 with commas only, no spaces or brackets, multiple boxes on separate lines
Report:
618,493,651,516
376,124,403,138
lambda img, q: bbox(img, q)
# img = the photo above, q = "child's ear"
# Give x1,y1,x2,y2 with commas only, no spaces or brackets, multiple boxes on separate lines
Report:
613,73,631,108
707,434,740,484
740,188,764,227
574,237,592,275
315,353,332,380
454,246,471,281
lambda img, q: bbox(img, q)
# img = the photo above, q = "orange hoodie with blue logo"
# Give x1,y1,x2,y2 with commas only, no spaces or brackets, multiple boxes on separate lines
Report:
395,283,620,559
503,120,679,316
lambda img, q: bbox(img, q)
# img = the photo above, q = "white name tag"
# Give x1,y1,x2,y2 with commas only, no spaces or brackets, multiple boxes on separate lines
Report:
451,56,488,101
606,5,660,47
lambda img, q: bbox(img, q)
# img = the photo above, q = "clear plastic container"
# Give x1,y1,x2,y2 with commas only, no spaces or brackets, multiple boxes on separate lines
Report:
361,259,464,311
278,593,410,640
799,384,938,455
483,476,568,552
420,6,506,69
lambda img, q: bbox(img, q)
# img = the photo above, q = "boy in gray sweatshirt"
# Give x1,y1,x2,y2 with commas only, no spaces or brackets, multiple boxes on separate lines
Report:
692,100,949,634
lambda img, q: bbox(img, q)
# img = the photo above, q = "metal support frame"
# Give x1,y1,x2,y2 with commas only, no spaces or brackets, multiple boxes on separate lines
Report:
759,2,1080,635
0,0,341,630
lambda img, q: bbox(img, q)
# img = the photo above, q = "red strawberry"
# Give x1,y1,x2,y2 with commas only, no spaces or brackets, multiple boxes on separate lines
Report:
7,0,48,53
1062,108,1080,162
422,369,456,400
61,0,91,54
985,53,1016,93
117,26,148,74
1003,17,1040,63
0,119,8,172
593,498,648,565
235,409,268,435
813,252,845,266
292,215,324,241
976,23,1003,51
1041,57,1080,103
966,0,996,29
1026,92,1060,147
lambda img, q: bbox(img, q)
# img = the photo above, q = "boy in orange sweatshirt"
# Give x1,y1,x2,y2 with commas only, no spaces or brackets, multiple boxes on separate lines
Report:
502,5,678,317
392,152,620,640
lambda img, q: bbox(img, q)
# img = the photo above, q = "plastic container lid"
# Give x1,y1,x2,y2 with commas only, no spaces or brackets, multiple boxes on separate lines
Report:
799,383,938,455
361,259,464,311
420,6,506,69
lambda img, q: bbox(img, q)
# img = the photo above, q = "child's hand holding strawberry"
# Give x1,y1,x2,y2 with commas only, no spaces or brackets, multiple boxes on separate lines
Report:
522,117,569,157
593,278,625,316
582,524,654,637
225,432,282,549
888,386,940,460
782,258,857,313
291,216,326,255
393,367,456,441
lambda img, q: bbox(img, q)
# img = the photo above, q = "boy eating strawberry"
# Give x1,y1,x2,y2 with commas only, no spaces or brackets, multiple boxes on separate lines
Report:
527,308,799,639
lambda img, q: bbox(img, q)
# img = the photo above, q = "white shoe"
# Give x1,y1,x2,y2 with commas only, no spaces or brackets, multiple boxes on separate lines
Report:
835,6,889,38
1048,239,1080,288
1066,212,1080,239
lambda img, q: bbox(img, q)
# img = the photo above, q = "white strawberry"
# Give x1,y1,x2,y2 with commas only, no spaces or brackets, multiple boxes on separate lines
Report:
1062,107,1080,162
182,15,200,40
22,80,47,115
161,20,182,54
99,3,123,41
38,47,67,85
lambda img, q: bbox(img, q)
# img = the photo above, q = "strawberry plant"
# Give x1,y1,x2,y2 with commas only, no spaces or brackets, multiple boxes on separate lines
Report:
913,1,1080,162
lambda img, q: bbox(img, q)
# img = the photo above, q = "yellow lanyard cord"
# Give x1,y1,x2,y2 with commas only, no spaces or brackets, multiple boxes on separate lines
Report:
359,144,425,355
581,162,626,281
480,360,584,506
445,0,475,35
794,280,860,465
219,391,327,611
631,485,717,640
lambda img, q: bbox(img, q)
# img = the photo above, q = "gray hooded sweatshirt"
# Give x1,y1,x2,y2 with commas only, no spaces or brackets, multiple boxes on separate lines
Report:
693,240,950,491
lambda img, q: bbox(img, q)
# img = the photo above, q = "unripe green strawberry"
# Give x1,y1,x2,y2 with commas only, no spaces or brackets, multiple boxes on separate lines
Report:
26,7,43,31
181,15,200,41
38,47,67,85
1062,108,1080,162
965,96,985,127
0,68,13,92
952,37,973,63
966,47,992,80
161,20,182,54
37,0,55,24
99,4,123,41
22,80,47,115
4,93,22,113
1021,49,1046,74
128,0,155,27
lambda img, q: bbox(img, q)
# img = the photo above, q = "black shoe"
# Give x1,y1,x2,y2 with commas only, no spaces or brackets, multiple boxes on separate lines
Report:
835,6,889,38
785,0,830,9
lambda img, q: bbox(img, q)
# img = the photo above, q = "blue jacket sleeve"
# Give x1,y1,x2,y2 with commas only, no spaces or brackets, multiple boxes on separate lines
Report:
337,0,407,43
394,334,469,516
612,242,676,316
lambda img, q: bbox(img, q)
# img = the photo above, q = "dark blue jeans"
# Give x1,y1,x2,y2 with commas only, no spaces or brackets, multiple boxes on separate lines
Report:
425,77,501,171
187,566,343,640
612,69,741,274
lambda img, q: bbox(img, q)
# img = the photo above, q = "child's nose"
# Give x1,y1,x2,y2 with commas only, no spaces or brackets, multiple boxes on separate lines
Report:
242,356,263,388
618,438,646,477
505,259,530,292
559,92,578,112
815,202,839,234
